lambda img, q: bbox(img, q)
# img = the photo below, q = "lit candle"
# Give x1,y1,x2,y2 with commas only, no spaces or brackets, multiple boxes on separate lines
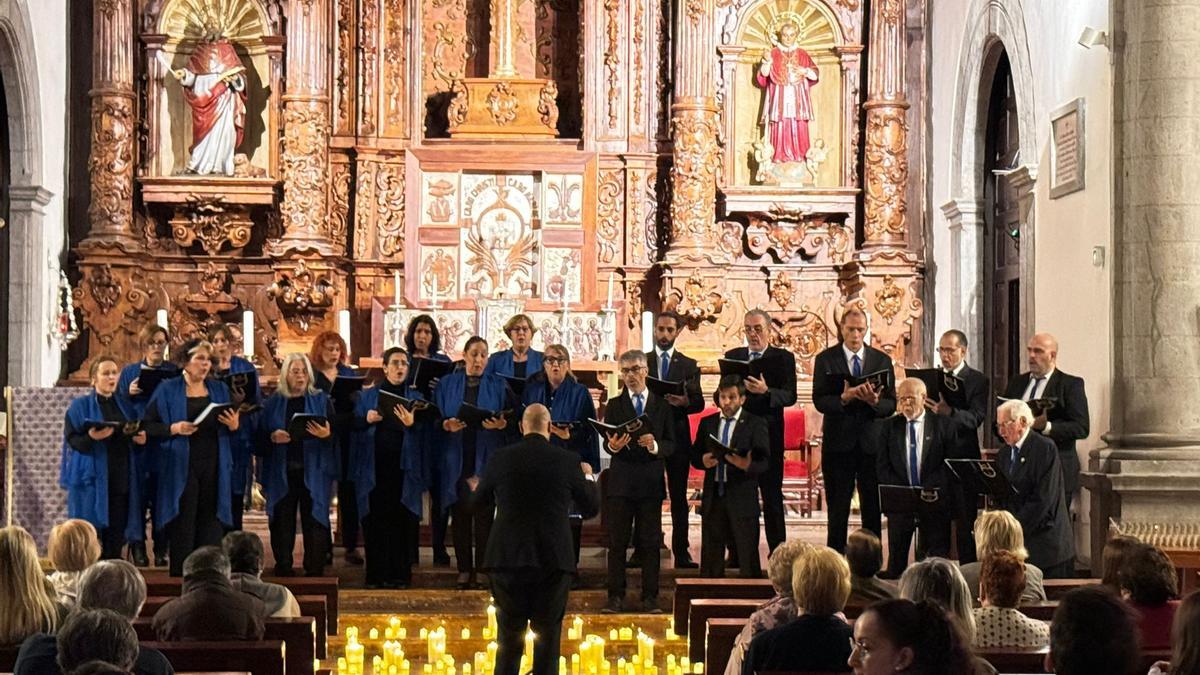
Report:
609,629,618,641
641,311,653,352
394,270,403,306
338,309,351,355
573,616,583,640
487,604,498,639
242,310,254,357
462,627,471,640
524,631,536,663
606,271,614,309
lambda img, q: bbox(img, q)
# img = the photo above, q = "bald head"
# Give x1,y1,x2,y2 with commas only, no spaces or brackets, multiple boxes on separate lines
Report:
521,403,551,439
1027,332,1059,376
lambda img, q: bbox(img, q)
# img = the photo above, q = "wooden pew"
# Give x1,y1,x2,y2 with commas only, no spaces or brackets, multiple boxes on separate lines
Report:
134,617,315,675
142,574,340,635
143,640,285,675
1041,578,1098,600
704,617,748,675
687,599,761,662
674,578,775,634
140,594,328,658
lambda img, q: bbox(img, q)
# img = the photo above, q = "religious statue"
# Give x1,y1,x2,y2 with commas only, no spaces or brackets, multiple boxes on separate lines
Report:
756,18,819,166
159,36,248,176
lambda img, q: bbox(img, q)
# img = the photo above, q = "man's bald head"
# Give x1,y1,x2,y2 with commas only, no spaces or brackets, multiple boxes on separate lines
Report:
1027,332,1059,376
521,403,551,439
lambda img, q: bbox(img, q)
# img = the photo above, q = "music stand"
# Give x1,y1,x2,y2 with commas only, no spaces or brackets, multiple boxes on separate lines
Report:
944,458,1016,509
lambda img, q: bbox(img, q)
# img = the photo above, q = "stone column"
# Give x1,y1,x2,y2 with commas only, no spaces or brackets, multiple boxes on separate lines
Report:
273,0,335,256
1085,0,1200,563
665,0,721,263
80,0,140,253
862,0,909,248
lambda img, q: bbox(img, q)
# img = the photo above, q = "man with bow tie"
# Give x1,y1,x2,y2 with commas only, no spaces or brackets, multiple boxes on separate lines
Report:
995,399,1074,578
1001,333,1090,509
876,378,952,576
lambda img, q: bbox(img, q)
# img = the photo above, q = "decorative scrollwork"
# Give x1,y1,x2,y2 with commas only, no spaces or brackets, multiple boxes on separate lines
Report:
171,195,251,255
280,103,330,243
604,0,620,129
873,275,904,324
538,80,559,129
669,109,722,248
72,264,152,350
863,107,909,241
769,271,795,310
663,269,727,330
632,0,644,127
384,0,406,129
596,169,623,264
267,259,336,333
329,162,352,247
375,162,406,258
447,79,469,130
359,0,379,135
88,96,135,240
486,81,519,126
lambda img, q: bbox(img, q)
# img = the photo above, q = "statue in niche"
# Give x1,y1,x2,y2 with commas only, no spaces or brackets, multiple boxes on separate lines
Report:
755,16,819,183
159,20,248,176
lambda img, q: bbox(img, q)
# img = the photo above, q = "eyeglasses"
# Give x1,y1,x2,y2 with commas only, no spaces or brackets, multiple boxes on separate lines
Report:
998,419,1022,429
620,366,645,375
147,339,167,347
544,357,567,365
898,395,922,403
743,324,767,334
848,638,870,657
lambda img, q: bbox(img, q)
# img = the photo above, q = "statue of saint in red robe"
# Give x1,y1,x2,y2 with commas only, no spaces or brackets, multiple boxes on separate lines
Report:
168,39,247,176
756,20,819,164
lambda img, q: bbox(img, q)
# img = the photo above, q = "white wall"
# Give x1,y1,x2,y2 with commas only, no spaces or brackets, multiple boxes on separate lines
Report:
929,0,1113,561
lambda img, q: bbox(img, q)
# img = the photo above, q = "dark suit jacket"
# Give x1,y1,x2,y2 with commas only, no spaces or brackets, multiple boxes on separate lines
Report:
1002,369,1090,494
997,432,1074,569
876,413,953,496
690,410,769,518
602,389,675,499
151,570,266,641
943,363,989,460
474,433,600,573
646,348,705,450
812,344,897,454
723,346,797,455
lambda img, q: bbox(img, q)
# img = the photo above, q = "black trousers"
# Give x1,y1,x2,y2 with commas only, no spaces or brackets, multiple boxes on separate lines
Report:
229,492,244,532
824,451,881,553
490,569,572,675
270,469,330,576
166,459,224,577
952,484,980,563
664,451,693,558
337,440,360,552
364,473,418,586
700,496,760,578
452,481,493,574
101,488,130,560
1042,558,1076,579
606,496,662,601
759,446,786,552
885,512,951,576
138,471,168,557
431,473,450,556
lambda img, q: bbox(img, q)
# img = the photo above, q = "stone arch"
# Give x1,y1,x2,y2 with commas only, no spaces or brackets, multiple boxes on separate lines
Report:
0,0,54,386
941,0,1037,352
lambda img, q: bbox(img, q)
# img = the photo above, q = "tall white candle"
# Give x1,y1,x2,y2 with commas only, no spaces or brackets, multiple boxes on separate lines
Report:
242,310,254,357
641,311,653,352
606,272,614,309
338,310,351,356
393,270,402,306
156,308,169,359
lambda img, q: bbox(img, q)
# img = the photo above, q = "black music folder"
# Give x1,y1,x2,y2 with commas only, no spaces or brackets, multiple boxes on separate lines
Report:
879,484,944,517
945,458,1016,498
904,368,967,409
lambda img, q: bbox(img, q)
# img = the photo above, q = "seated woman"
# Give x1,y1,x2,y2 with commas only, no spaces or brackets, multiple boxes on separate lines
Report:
847,528,898,604
971,550,1050,648
849,599,979,675
61,356,147,561
1149,589,1200,675
0,526,62,645
959,509,1046,604
47,519,102,609
258,354,336,577
1118,542,1179,650
744,547,853,674
482,313,543,381
725,539,813,675
1100,534,1140,592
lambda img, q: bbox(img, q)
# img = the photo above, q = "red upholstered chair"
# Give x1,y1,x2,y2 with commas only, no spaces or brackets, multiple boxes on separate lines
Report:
781,407,817,517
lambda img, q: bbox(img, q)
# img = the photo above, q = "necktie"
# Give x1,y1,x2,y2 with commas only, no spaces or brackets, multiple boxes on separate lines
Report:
1028,376,1046,400
718,417,733,495
749,351,762,361
908,420,920,486
852,354,863,377
660,353,670,381
634,393,644,416
1009,446,1020,474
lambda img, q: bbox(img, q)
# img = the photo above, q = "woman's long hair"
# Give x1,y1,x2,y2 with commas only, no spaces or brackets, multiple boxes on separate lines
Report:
404,315,442,355
0,526,60,644
1171,591,1200,675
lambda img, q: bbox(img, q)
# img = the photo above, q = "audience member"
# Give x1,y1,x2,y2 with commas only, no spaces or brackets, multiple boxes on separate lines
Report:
1047,586,1139,675
899,557,977,644
744,547,854,675
1102,534,1141,591
724,539,813,675
846,529,898,603
0,526,62,645
849,598,978,675
151,546,265,641
1118,542,1179,650
1150,590,1200,675
48,519,102,608
14,559,174,675
222,531,300,618
54,609,138,674
959,509,1046,603
69,663,133,675
972,550,1049,648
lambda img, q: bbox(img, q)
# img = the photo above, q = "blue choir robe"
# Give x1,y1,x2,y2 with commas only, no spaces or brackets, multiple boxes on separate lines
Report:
118,359,181,541
404,351,453,488
146,377,235,529
60,392,143,541
432,371,512,510
117,360,182,418
522,376,599,471
350,386,426,520
258,391,339,529
483,348,544,379
220,355,261,495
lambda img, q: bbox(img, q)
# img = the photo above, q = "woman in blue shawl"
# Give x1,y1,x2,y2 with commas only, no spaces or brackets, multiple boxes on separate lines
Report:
208,323,261,532
142,338,240,576
309,330,362,566
404,314,453,566
521,343,598,564
351,347,424,588
482,313,543,381
116,322,179,567
257,353,336,577
61,355,148,560
433,336,517,588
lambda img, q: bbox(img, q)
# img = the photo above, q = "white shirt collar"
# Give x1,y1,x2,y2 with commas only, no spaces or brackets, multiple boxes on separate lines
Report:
627,386,647,400
1032,367,1056,381
1013,429,1031,449
842,344,865,360
905,411,926,424
656,346,673,359
722,408,743,422
947,361,966,377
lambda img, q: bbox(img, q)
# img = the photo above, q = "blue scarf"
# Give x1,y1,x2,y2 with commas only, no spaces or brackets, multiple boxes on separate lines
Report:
522,376,599,470
219,355,260,495
147,377,234,529
432,371,511,509
351,385,426,519
483,348,544,379
60,391,143,541
259,390,338,528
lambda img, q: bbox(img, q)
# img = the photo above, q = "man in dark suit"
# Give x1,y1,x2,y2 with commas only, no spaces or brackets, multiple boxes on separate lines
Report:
1001,332,1090,507
602,349,675,613
723,309,797,555
470,404,600,675
812,306,896,552
995,399,1075,578
877,378,952,576
647,312,705,568
927,329,989,563
691,375,770,578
